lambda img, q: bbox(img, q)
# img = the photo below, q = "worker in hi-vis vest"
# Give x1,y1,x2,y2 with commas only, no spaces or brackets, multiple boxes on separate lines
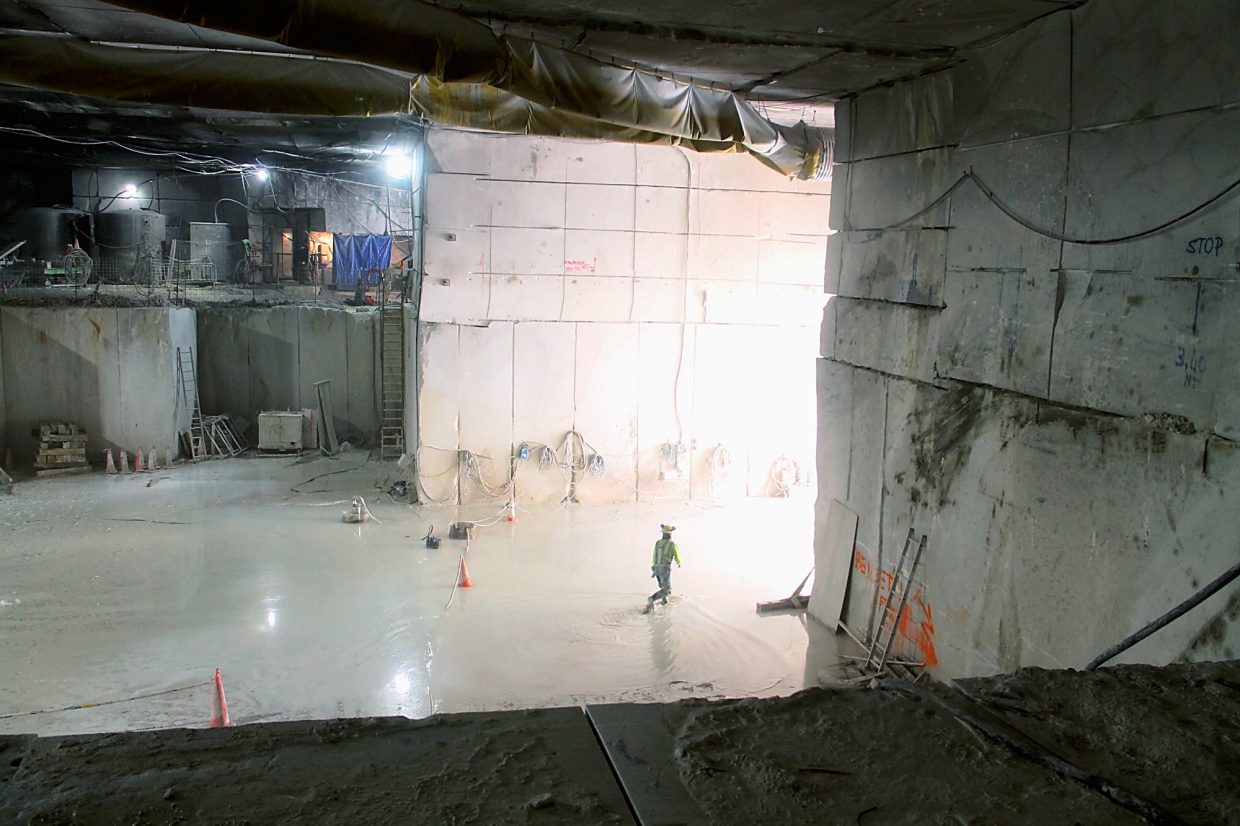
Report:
645,524,681,613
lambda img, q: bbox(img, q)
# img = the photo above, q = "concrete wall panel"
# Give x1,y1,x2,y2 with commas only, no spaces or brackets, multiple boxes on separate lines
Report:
0,308,193,463
633,233,687,280
630,278,687,323
831,298,940,382
488,180,565,229
488,274,563,322
457,323,514,505
852,71,953,159
573,323,639,501
297,308,350,442
489,227,564,275
512,322,577,503
345,311,378,439
419,274,490,324
489,137,568,183
635,186,689,234
426,172,488,229
423,229,488,281
416,323,461,503
949,9,1070,147
834,229,948,306
838,147,954,229
563,230,634,277
636,323,694,497
561,277,633,323
938,268,1054,397
821,0,1240,676
1072,0,1240,127
1048,273,1229,429
566,141,638,185
565,184,635,231
1064,107,1240,242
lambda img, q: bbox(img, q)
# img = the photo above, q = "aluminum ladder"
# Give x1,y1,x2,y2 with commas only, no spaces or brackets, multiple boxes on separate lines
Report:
379,303,405,459
176,346,207,460
864,529,926,674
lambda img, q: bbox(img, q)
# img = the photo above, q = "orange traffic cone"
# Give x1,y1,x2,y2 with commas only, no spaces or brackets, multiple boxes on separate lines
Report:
104,449,117,474
134,448,144,473
457,556,473,588
506,493,517,523
147,447,157,471
119,450,129,473
209,668,230,728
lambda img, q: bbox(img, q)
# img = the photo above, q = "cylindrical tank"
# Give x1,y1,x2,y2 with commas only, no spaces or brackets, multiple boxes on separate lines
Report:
189,222,231,283
94,209,166,282
14,208,90,262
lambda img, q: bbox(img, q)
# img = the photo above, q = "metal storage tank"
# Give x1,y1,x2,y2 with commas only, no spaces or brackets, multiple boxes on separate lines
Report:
189,222,231,282
14,208,90,262
94,209,166,282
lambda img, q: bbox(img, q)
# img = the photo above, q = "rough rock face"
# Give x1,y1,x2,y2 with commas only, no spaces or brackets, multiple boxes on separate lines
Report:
2,660,1234,825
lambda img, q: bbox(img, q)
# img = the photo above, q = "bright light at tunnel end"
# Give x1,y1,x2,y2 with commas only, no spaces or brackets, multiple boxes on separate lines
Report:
383,153,414,180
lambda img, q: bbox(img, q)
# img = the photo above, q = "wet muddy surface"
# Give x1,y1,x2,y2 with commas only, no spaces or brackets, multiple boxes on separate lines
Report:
0,452,839,735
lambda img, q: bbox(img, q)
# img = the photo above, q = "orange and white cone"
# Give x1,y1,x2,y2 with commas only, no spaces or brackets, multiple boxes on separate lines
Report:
457,555,473,588
147,447,157,471
506,492,517,523
209,668,230,728
119,450,129,473
104,449,117,474
134,448,144,473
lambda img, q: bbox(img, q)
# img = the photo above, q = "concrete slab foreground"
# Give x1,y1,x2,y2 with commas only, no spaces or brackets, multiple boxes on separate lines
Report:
0,709,633,825
0,661,1235,824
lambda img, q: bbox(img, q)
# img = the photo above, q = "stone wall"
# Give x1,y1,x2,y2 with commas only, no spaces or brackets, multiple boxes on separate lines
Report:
0,306,195,463
416,132,830,503
816,0,1240,675
196,306,378,445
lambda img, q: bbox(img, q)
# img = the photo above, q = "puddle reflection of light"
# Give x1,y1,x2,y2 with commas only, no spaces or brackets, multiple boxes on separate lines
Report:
266,610,277,629
391,673,411,695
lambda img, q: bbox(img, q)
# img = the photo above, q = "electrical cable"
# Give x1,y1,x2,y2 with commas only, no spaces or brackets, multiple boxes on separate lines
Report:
289,451,372,492
0,681,212,720
859,168,1240,245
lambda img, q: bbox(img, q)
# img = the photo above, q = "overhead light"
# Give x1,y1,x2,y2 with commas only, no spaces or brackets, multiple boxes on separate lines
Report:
252,166,270,182
384,153,414,180
120,184,139,199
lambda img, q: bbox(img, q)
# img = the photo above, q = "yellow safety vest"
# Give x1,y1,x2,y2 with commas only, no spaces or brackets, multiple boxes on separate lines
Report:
652,538,680,566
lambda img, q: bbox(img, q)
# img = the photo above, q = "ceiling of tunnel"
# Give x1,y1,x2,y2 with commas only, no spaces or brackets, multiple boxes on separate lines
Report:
0,0,1080,164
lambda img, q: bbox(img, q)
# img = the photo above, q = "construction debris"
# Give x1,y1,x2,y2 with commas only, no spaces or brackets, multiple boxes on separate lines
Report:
33,422,91,478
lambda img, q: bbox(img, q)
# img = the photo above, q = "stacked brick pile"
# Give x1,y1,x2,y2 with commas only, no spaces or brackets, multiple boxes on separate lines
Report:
34,422,91,478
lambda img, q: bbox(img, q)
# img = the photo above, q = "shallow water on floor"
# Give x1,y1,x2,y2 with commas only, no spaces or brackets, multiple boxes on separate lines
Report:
0,454,847,735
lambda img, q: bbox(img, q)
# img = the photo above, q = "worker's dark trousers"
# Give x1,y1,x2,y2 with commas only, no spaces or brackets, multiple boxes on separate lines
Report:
648,564,672,604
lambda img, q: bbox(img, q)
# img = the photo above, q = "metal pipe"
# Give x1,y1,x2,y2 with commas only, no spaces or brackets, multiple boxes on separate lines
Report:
1085,558,1240,670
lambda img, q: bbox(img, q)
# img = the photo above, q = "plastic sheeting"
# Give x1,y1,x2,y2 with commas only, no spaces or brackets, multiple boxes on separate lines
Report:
0,1,834,178
333,235,393,287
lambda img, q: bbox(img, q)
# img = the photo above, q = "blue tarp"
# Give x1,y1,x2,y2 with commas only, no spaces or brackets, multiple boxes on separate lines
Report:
333,234,393,287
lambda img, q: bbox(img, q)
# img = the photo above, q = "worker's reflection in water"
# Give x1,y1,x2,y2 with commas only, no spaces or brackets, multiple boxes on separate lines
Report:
644,523,681,614
648,608,675,676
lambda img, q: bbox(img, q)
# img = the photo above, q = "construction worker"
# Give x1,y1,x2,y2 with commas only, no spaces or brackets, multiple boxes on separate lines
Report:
645,524,681,612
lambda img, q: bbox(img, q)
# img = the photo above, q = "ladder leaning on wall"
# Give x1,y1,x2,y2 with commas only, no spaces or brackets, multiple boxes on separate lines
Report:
176,346,207,461
379,301,405,459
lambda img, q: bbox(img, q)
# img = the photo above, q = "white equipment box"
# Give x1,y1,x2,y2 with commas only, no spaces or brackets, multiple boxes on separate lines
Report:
257,411,305,451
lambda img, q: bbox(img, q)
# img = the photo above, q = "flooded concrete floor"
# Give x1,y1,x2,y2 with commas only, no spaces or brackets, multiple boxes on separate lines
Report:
0,452,847,735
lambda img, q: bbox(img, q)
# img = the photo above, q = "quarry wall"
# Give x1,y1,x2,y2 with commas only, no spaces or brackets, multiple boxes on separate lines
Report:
0,306,195,462
816,0,1240,675
195,306,378,446
416,132,829,504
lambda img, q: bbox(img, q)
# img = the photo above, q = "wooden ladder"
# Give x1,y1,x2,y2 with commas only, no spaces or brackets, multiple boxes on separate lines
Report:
176,346,207,460
379,303,405,459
